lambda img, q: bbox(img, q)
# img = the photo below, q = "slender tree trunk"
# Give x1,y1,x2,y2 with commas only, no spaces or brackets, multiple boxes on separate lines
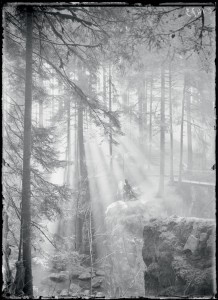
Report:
149,73,153,169
74,100,78,187
138,79,144,143
74,99,79,250
158,65,165,196
21,8,33,297
198,85,207,169
144,79,148,152
75,66,91,254
109,62,113,169
187,86,193,171
65,99,71,185
3,209,13,293
96,67,100,95
179,74,186,184
38,71,44,127
39,99,43,128
88,204,94,296
127,89,132,138
51,71,55,118
126,87,130,135
103,65,107,105
76,98,85,253
169,61,174,182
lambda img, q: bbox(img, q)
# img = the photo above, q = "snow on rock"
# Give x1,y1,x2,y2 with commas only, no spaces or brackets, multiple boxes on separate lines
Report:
142,216,215,297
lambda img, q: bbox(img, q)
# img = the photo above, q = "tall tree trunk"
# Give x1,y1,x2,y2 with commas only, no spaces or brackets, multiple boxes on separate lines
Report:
96,67,100,94
187,86,193,171
179,74,186,184
2,209,13,293
74,100,78,188
38,71,44,127
138,79,144,143
109,62,113,169
21,8,33,297
122,89,128,137
149,73,153,169
51,71,55,119
65,99,71,185
158,65,165,196
127,89,132,138
103,65,107,105
144,79,148,152
74,100,79,251
198,84,207,169
75,65,91,254
126,87,130,134
76,99,85,252
169,60,174,182
39,99,43,128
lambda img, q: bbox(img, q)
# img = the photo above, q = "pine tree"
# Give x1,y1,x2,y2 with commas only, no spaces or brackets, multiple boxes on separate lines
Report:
169,58,174,182
20,7,33,296
179,73,186,184
158,63,165,196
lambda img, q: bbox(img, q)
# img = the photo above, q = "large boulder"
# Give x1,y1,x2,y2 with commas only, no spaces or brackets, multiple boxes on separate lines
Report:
95,269,105,276
49,271,69,283
142,216,215,297
78,271,95,280
69,282,81,293
91,276,104,288
69,265,87,280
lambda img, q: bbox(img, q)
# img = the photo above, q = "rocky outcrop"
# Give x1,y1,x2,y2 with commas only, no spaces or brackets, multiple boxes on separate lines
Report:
142,216,215,297
105,200,152,297
77,269,105,292
41,267,105,297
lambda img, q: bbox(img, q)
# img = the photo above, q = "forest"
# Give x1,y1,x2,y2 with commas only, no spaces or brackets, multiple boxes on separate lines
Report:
2,3,216,299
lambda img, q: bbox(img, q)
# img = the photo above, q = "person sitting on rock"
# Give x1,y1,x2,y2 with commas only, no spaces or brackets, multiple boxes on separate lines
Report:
123,179,137,201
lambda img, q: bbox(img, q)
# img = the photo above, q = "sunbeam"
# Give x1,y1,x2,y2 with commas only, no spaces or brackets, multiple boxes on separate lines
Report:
3,5,215,299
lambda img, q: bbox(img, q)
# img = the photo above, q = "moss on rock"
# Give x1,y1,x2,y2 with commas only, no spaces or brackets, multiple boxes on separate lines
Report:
142,216,215,297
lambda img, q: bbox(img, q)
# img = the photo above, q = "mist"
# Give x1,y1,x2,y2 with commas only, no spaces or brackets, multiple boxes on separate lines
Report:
3,4,215,299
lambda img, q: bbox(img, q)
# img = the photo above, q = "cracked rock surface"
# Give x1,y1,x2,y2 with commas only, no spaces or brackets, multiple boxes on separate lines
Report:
142,216,215,297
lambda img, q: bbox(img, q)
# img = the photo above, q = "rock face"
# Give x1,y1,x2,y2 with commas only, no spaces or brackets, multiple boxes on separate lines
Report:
104,199,164,297
142,216,215,297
